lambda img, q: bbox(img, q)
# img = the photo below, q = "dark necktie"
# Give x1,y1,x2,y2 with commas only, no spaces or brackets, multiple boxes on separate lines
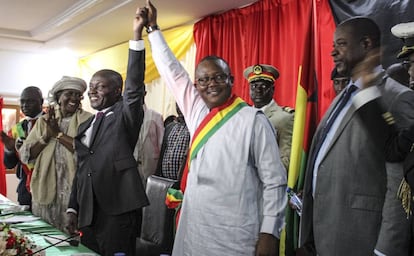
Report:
91,112,104,144
314,84,357,156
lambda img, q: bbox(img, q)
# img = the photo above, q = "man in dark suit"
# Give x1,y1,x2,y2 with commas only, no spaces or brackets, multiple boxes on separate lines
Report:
65,7,149,256
299,17,414,256
1,86,43,209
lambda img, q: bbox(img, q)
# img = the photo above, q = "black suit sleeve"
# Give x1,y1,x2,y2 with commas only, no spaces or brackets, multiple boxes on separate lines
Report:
123,49,146,148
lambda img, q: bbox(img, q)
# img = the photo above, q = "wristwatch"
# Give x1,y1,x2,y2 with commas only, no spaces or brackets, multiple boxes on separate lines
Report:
56,132,64,140
146,25,160,34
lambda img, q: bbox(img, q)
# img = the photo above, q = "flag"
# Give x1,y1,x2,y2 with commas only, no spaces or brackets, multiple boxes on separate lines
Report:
281,0,336,255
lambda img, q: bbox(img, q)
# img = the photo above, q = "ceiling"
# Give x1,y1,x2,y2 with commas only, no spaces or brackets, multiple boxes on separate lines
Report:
0,0,257,58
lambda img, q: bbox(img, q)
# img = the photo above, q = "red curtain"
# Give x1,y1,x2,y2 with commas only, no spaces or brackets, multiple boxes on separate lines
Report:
194,0,336,120
0,98,7,196
314,0,337,120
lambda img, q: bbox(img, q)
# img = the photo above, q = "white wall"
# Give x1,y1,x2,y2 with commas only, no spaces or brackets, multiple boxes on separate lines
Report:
0,49,80,105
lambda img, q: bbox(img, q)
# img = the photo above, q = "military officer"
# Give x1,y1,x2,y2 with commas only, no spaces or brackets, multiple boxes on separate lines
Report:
244,64,294,171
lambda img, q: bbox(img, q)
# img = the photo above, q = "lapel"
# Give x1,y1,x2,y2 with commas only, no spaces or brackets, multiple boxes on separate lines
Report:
77,116,94,137
263,100,278,118
325,102,357,152
320,72,387,159
88,103,118,147
90,113,105,146
314,90,350,161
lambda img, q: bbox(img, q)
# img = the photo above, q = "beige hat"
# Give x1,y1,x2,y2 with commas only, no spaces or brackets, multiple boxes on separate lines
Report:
49,76,87,103
243,64,279,83
391,22,414,59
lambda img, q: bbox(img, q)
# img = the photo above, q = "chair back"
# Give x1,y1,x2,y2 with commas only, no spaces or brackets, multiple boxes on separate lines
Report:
137,175,177,255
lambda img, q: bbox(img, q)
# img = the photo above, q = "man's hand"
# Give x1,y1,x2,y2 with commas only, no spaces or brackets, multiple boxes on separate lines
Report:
256,233,279,256
1,131,16,151
146,0,157,27
352,47,382,89
65,212,78,235
133,6,148,40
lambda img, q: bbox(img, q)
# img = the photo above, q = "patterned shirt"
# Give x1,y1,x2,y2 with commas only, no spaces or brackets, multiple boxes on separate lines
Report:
161,121,190,180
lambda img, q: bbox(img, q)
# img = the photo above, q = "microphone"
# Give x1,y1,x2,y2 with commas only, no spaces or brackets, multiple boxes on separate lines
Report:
29,231,82,255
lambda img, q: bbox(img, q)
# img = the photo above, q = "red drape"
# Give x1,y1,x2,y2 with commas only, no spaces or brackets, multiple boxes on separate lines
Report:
194,0,336,120
0,97,7,196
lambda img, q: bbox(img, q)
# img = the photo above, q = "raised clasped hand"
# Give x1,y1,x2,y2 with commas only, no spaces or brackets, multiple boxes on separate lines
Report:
133,6,148,32
45,104,60,140
146,0,157,27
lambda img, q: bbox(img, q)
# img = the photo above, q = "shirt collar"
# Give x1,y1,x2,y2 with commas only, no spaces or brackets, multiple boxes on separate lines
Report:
350,65,383,90
260,99,275,112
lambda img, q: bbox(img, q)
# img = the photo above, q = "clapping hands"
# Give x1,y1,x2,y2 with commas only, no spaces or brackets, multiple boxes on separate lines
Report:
44,105,60,141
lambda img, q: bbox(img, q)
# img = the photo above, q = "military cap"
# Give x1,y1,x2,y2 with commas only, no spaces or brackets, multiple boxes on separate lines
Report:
243,64,280,83
391,22,414,59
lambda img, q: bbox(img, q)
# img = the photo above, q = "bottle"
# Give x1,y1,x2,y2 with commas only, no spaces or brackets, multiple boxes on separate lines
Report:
286,188,302,216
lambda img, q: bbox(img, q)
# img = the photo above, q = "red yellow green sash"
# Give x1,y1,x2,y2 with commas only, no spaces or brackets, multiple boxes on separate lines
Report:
166,95,247,211
10,122,26,139
9,120,35,192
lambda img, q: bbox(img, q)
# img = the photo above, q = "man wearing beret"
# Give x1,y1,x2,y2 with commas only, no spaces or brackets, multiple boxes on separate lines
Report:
330,67,349,95
244,64,294,171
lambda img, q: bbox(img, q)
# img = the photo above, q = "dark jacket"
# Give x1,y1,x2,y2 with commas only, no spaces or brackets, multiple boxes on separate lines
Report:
68,49,149,228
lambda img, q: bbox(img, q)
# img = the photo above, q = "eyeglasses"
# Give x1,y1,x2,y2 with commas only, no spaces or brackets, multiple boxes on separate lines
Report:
402,60,414,70
196,73,229,87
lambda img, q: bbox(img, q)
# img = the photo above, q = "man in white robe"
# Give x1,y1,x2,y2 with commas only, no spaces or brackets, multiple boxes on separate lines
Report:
142,1,287,255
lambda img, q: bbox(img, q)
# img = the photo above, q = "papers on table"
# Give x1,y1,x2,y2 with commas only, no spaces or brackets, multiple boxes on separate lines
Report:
0,215,40,223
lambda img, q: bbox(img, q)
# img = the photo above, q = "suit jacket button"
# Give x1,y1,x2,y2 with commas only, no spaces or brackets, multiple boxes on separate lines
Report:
90,150,94,154
88,173,91,177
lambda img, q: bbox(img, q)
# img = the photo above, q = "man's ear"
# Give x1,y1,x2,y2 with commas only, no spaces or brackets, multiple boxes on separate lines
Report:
361,36,373,50
229,75,235,85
